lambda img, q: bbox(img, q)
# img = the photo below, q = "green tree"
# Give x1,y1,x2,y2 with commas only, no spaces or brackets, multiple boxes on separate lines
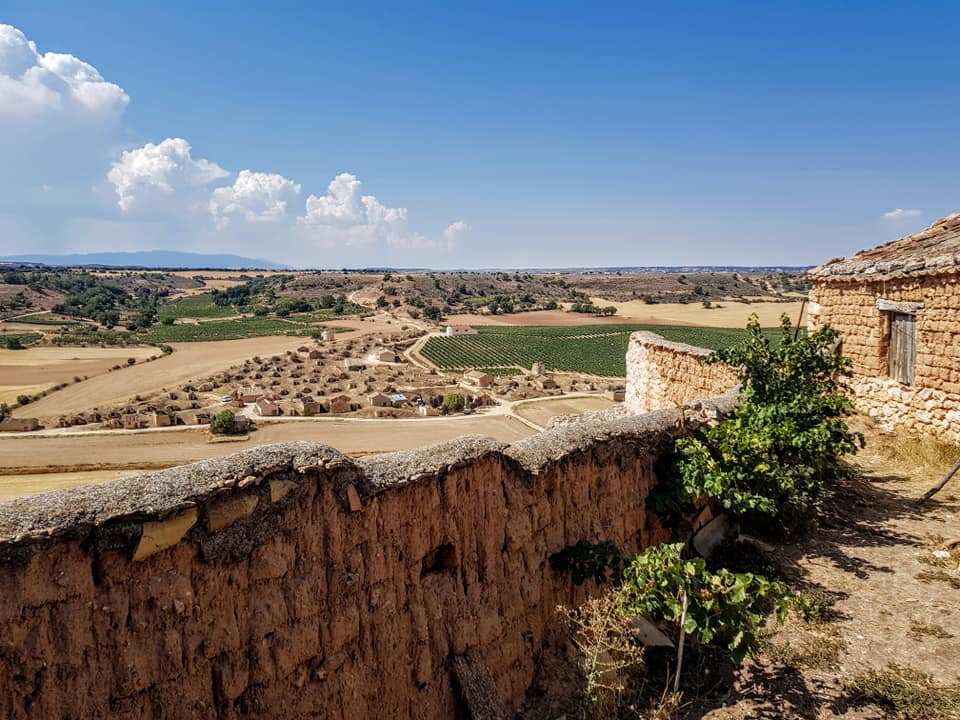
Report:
662,314,863,537
210,410,238,435
441,393,466,413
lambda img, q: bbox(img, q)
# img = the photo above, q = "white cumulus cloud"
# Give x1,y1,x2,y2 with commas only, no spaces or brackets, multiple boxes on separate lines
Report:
882,208,922,221
0,23,466,265
443,220,470,243
0,24,128,117
209,170,301,227
108,137,228,211
298,172,410,245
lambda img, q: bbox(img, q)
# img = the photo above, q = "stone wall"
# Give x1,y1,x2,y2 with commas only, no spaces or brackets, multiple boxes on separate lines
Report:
625,331,739,414
809,273,960,442
0,393,735,719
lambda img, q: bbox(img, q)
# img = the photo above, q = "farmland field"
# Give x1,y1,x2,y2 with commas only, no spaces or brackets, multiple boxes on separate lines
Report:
141,317,318,343
0,332,42,347
157,293,237,320
3,313,80,326
420,324,784,377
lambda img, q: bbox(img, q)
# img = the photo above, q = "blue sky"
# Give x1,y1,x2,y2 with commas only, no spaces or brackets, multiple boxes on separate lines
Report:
1,1,958,268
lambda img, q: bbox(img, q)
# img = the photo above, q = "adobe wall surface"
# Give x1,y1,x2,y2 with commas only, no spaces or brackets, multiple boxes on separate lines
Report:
809,273,960,442
624,331,739,414
0,393,736,720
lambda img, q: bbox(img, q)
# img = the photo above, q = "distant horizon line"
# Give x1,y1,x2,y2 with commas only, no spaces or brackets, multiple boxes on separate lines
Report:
0,250,814,274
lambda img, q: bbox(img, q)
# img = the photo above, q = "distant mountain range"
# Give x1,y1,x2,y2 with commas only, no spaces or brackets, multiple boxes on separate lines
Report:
0,250,289,270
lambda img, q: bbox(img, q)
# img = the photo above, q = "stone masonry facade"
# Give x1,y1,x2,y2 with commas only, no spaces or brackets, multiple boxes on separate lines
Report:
625,331,739,414
809,273,960,443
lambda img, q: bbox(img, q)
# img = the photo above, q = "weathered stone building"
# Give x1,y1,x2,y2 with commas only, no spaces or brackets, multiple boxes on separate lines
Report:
808,213,960,442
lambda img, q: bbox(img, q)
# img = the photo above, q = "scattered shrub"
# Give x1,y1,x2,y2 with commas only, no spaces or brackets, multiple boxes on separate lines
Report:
209,411,239,435
617,543,809,664
654,314,864,538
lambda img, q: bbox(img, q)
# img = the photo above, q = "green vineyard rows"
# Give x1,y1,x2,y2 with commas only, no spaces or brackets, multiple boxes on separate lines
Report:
421,324,783,377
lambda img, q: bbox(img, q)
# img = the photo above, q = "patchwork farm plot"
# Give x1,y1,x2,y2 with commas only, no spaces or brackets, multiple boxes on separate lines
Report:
157,293,238,320
140,317,325,343
421,324,784,377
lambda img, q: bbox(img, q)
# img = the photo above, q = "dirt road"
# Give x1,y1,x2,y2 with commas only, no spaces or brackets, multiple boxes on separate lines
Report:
0,414,534,488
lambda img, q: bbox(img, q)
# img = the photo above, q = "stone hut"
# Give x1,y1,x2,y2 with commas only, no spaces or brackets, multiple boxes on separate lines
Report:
368,392,392,407
329,395,353,414
538,377,558,390
148,411,172,427
808,212,960,442
445,324,477,336
0,417,40,432
322,329,336,341
255,398,280,417
530,361,545,376
464,370,493,388
292,396,322,416
237,385,266,403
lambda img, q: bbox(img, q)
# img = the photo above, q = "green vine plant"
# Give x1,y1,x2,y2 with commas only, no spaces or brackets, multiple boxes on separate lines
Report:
551,540,811,713
549,540,625,587
652,314,865,538
617,543,811,666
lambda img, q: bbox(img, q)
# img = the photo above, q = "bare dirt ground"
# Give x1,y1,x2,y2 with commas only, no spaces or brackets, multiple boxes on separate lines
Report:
514,396,617,427
8,336,312,421
444,310,636,327
0,469,135,501
0,346,160,386
588,298,806,328
694,426,960,719
445,300,805,329
0,321,66,335
0,383,54,405
0,415,534,495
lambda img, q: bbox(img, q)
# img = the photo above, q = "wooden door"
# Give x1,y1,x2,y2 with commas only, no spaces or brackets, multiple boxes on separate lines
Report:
889,312,917,385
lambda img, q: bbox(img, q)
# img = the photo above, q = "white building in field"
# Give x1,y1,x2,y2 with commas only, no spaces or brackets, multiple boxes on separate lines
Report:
446,325,478,337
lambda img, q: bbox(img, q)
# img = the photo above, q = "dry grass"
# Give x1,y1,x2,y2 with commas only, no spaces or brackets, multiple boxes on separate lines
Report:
916,569,960,590
845,664,960,720
565,596,647,720
586,298,805,328
763,626,847,670
908,621,954,641
885,435,960,484
0,383,55,405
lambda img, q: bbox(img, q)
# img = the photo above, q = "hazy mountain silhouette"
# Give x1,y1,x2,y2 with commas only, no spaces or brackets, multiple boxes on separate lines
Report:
0,250,288,270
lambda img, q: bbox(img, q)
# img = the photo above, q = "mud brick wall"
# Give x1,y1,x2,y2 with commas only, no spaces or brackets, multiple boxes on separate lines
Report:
0,394,735,720
624,331,739,414
809,273,960,442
